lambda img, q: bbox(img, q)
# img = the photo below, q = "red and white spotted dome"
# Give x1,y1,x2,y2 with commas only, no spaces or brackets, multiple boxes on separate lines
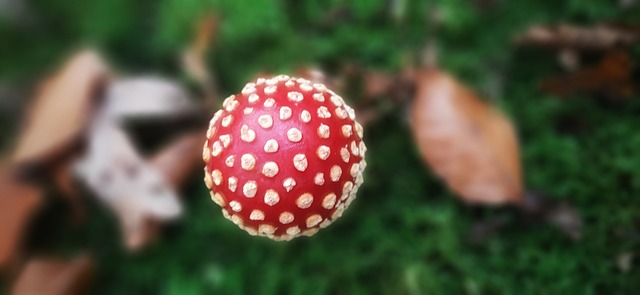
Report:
202,75,366,241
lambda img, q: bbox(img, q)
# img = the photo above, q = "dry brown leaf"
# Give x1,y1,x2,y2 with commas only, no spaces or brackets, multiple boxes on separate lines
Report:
541,49,635,100
294,65,413,127
12,50,109,166
150,131,205,189
135,132,205,248
50,162,85,222
182,13,220,107
73,119,182,250
0,165,43,269
12,254,93,295
515,23,640,50
410,69,522,205
104,77,194,120
362,70,396,100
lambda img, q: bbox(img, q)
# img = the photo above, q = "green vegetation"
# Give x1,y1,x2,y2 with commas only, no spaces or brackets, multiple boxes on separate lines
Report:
2,0,639,294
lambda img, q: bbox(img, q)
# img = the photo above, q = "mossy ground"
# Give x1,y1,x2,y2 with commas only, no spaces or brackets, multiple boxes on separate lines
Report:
1,1,639,294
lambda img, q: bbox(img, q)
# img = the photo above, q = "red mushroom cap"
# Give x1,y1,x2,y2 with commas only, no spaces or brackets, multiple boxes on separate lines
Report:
202,75,366,241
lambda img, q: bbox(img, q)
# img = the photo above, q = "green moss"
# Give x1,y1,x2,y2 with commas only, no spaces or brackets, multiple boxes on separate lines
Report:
1,0,639,294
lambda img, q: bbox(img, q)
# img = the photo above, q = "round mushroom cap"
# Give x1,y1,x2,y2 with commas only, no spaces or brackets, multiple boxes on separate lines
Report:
202,75,366,241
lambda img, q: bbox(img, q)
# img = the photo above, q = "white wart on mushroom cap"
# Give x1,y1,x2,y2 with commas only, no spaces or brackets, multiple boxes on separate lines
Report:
202,75,366,241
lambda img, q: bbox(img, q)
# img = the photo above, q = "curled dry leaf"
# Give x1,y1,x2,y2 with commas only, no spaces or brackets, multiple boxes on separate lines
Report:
135,131,205,247
0,165,42,269
103,77,194,120
182,13,220,107
541,49,635,100
150,131,205,189
362,70,397,100
360,67,416,107
12,50,109,166
50,162,85,222
410,69,522,205
515,23,640,51
296,65,413,127
73,118,182,250
12,254,93,295
335,63,414,103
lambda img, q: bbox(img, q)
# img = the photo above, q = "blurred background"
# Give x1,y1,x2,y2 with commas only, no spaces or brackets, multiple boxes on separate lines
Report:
1,0,640,294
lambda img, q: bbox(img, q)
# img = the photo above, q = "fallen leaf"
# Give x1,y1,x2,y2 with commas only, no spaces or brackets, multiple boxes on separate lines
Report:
0,165,43,269
182,13,220,107
12,254,93,295
50,162,84,222
12,50,109,166
150,131,205,189
515,23,640,51
410,69,522,205
104,77,194,120
363,68,416,106
295,64,414,127
362,70,397,101
73,118,182,250
138,131,205,248
540,49,635,100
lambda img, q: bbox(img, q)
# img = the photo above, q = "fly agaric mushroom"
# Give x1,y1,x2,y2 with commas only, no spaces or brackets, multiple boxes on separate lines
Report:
202,75,366,241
